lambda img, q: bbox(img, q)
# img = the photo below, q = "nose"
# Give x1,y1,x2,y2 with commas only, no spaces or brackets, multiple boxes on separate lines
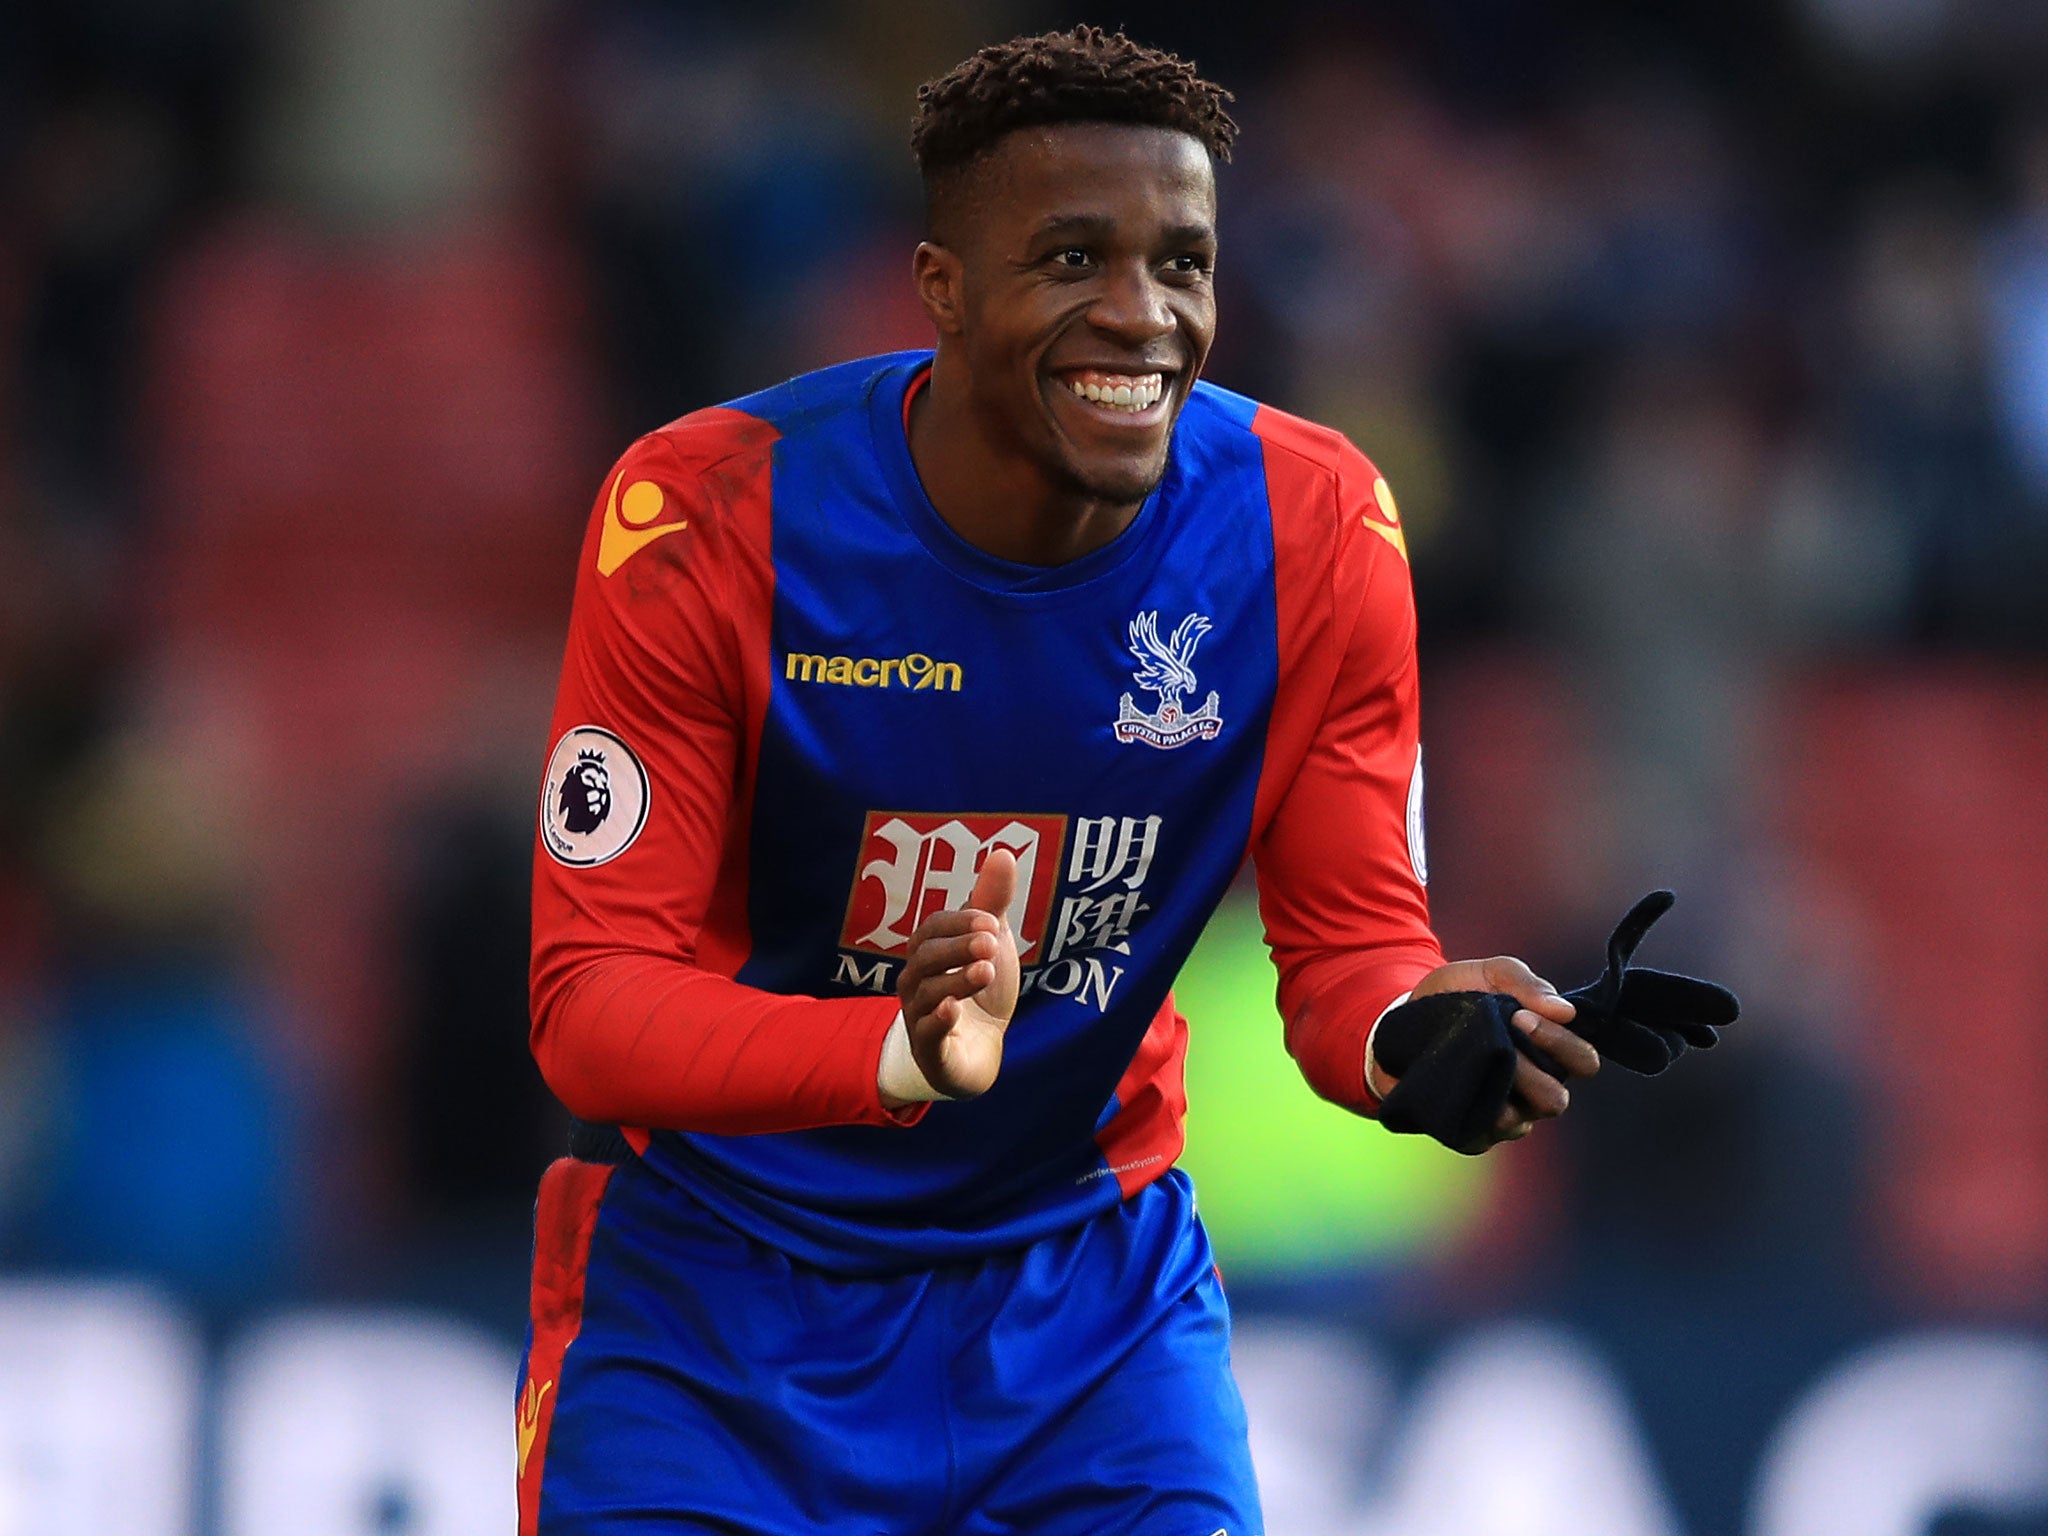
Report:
1087,261,1174,347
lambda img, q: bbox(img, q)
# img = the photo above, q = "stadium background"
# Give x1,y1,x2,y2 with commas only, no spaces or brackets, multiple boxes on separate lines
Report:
2,0,2046,1530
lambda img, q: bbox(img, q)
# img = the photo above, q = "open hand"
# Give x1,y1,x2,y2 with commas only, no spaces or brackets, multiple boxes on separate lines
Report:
892,849,1022,1100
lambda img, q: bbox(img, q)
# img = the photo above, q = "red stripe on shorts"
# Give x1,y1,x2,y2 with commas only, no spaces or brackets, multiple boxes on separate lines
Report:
517,1158,614,1535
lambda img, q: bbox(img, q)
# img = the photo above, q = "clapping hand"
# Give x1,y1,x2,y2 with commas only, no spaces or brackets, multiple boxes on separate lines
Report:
888,850,1023,1103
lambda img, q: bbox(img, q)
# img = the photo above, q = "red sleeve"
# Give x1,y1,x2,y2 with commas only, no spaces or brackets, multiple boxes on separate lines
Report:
529,417,915,1135
1248,408,1445,1115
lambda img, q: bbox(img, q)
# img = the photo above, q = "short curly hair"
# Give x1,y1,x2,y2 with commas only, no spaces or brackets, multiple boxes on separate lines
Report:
911,26,1237,192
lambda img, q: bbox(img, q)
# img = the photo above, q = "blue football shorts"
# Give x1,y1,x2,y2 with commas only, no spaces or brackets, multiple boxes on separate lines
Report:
517,1152,1262,1535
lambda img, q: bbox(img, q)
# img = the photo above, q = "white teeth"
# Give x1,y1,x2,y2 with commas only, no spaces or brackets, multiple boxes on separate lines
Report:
1065,373,1165,413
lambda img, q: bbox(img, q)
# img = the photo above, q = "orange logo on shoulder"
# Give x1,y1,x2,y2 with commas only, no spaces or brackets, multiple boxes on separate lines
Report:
598,472,688,577
517,1376,554,1479
1364,475,1408,563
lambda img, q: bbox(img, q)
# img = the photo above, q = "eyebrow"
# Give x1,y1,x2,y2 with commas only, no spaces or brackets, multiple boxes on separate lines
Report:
1029,214,1217,246
1032,214,1114,241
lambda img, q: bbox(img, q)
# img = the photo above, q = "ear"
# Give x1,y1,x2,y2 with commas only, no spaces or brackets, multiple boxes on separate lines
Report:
913,241,966,337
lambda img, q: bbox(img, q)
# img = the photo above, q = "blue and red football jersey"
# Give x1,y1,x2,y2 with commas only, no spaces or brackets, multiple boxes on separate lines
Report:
529,351,1443,1274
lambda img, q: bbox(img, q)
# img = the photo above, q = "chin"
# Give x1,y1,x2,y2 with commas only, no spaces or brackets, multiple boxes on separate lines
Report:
1065,450,1169,506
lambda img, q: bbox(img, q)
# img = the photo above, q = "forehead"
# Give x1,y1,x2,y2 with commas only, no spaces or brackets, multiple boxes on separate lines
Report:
970,122,1215,232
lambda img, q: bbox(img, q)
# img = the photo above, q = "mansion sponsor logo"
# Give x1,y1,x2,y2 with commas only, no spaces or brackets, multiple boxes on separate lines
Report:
785,650,963,691
834,811,1166,1013
835,950,1133,1013
840,812,1063,960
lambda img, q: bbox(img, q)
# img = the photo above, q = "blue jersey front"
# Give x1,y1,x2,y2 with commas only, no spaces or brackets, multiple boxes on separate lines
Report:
532,350,1442,1275
638,354,1275,1268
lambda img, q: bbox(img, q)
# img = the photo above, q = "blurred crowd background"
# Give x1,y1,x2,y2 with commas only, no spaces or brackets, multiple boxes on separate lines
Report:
1,0,2045,1531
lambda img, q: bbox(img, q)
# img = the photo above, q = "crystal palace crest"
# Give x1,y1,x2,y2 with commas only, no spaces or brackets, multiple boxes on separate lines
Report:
1114,610,1224,750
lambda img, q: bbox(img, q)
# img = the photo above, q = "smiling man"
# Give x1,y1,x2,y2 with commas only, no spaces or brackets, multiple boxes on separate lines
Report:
905,111,1217,564
519,26,1611,1535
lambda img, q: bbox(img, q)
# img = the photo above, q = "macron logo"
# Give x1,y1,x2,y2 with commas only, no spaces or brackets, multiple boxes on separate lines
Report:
785,651,963,691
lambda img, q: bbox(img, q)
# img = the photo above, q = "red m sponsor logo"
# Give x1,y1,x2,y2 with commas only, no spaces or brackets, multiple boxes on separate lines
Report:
840,812,1066,960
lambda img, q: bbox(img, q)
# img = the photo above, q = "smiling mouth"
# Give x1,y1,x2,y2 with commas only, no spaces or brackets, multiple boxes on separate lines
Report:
1051,367,1174,428
1064,369,1165,412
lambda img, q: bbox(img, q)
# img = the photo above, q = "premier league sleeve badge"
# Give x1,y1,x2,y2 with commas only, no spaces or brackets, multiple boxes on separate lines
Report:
541,726,651,866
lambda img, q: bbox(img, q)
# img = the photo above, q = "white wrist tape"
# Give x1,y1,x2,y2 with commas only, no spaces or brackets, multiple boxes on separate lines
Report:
878,1011,954,1103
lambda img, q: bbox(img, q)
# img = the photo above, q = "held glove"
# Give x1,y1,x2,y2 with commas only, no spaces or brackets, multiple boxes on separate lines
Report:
1371,891,1739,1154
1561,890,1740,1075
1373,992,1566,1157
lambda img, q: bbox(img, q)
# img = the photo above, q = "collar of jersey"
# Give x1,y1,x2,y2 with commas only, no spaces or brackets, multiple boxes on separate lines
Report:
869,355,1171,599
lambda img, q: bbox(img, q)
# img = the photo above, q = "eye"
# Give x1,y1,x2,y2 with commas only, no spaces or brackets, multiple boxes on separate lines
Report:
1164,253,1212,278
1049,247,1093,270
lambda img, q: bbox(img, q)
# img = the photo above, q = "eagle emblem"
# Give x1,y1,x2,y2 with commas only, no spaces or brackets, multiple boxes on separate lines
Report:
1115,610,1224,749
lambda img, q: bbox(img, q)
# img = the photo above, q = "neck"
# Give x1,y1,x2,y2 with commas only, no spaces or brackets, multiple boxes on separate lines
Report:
907,350,1142,567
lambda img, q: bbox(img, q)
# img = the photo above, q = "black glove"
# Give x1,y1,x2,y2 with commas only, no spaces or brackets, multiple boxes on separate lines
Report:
1370,891,1737,1153
1373,992,1566,1156
1561,890,1739,1074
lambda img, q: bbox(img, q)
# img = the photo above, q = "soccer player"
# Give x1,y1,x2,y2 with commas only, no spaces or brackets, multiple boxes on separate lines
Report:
521,26,1609,1535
